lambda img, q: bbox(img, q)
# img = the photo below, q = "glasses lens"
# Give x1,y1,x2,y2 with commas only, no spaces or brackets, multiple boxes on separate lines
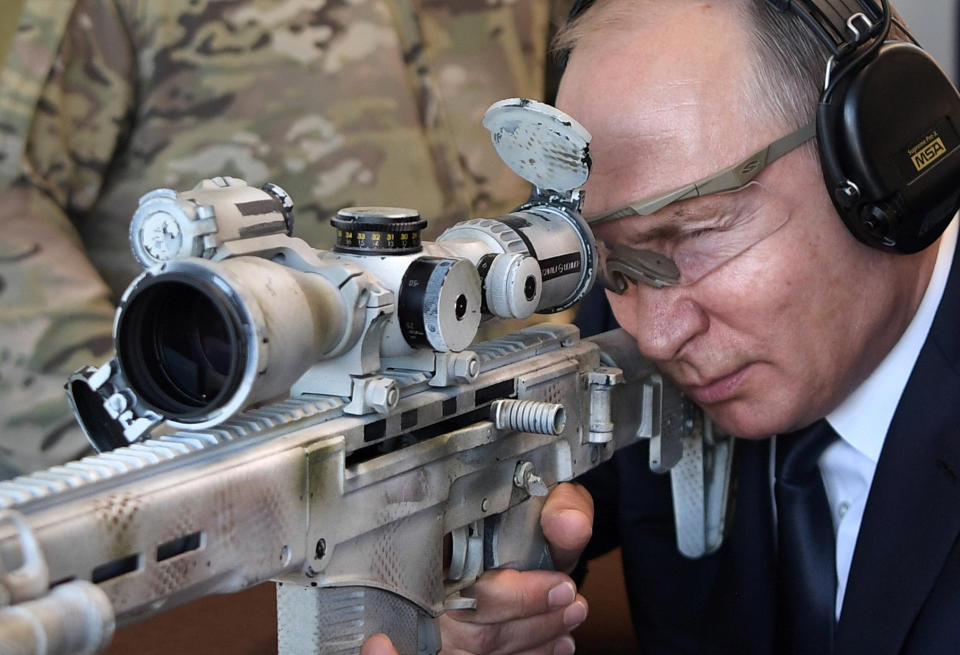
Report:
597,182,789,291
598,244,680,291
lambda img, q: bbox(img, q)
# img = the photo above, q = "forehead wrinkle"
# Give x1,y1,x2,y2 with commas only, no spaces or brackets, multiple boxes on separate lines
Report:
586,105,708,186
558,0,771,219
582,88,740,207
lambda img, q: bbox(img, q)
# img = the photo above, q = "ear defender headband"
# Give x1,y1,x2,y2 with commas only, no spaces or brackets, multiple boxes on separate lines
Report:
565,0,960,253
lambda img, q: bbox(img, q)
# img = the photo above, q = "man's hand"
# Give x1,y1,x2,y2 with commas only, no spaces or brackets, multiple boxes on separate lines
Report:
361,482,594,655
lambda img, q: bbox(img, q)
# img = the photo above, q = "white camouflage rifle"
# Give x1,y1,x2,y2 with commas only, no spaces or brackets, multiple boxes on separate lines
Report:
0,100,735,655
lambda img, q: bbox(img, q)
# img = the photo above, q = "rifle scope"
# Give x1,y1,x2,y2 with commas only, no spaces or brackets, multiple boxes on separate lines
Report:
114,255,354,426
69,98,600,447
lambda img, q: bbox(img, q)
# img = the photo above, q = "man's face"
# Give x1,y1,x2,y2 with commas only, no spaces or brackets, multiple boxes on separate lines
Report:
556,1,933,438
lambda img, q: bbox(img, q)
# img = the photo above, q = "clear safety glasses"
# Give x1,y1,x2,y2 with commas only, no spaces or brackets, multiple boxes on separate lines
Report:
590,121,816,291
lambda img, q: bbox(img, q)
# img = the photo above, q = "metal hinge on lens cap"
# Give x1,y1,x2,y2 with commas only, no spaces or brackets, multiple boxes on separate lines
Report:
482,98,592,194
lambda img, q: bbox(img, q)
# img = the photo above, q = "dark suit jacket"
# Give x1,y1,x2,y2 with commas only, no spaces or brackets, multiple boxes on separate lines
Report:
575,241,960,654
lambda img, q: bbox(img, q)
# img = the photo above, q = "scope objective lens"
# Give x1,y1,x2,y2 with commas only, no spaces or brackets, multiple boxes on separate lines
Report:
116,276,246,419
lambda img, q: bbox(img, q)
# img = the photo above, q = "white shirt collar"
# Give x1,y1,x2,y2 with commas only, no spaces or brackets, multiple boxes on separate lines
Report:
826,218,958,463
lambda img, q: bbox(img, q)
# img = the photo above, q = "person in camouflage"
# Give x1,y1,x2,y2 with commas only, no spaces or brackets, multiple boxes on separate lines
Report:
0,0,569,477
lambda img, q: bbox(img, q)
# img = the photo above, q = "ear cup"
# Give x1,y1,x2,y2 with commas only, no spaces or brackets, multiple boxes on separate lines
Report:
817,42,960,253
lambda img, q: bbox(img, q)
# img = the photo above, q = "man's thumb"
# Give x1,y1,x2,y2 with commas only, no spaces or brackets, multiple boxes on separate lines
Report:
541,482,594,573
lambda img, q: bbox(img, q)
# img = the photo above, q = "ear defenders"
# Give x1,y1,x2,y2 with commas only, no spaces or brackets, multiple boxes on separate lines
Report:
565,0,960,253
767,0,960,253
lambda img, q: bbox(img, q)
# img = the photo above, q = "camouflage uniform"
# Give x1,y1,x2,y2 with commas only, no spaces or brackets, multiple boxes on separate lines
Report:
0,0,570,476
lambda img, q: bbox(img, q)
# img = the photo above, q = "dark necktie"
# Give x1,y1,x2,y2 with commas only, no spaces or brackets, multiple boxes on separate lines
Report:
774,419,839,655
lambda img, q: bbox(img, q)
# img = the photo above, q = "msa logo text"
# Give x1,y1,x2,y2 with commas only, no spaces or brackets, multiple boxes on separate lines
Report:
910,136,947,172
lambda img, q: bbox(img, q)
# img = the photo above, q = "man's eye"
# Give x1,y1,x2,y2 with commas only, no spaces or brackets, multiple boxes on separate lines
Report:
678,227,717,242
674,215,744,243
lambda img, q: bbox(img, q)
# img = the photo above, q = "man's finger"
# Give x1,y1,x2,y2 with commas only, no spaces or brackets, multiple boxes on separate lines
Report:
540,482,594,573
446,569,580,625
360,633,397,655
440,593,588,655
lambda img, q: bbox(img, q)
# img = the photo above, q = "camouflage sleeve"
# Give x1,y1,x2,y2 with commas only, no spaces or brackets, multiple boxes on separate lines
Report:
0,0,135,476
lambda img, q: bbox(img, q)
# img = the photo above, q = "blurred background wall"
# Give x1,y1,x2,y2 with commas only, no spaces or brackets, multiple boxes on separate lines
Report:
0,0,25,71
896,0,958,81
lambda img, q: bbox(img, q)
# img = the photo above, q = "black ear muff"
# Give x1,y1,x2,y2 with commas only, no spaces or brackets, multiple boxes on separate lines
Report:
818,41,960,253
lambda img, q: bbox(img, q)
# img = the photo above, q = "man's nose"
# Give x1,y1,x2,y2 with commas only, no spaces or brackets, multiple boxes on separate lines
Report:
630,286,708,362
